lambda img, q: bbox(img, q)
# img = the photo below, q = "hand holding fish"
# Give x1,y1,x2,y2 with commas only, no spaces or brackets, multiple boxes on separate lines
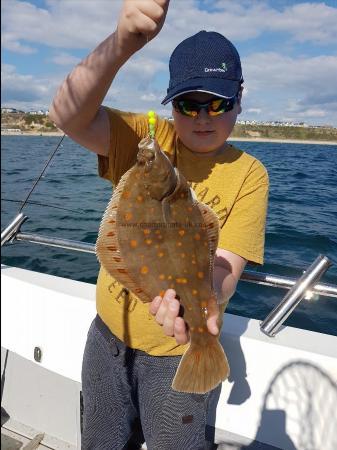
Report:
117,0,170,51
150,289,220,345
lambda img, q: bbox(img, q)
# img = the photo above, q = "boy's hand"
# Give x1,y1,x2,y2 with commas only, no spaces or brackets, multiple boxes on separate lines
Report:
149,289,220,344
117,0,170,52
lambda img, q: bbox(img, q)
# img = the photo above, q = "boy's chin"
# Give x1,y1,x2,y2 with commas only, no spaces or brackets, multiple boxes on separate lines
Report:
190,142,227,155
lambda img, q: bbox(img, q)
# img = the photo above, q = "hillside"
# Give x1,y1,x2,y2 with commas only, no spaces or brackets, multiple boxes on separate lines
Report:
231,123,337,142
1,112,337,142
1,112,58,133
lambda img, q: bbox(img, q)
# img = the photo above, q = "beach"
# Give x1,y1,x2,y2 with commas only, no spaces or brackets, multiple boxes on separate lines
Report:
229,136,337,146
2,129,336,146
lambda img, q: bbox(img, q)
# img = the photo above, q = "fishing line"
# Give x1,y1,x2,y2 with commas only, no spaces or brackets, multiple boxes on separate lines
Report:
2,198,84,215
18,133,66,213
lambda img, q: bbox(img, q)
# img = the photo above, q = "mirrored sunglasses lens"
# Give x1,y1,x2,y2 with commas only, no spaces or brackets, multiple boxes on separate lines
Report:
180,101,199,116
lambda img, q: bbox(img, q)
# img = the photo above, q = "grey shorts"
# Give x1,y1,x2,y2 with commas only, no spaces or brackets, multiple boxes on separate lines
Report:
81,315,213,450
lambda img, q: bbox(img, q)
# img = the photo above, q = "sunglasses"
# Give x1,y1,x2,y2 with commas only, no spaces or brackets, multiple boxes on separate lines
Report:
172,96,237,117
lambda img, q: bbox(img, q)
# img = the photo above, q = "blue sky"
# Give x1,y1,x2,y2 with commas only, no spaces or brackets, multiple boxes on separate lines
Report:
2,0,337,126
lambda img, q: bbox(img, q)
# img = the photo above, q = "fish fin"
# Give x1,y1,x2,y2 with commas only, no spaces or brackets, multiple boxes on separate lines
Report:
96,168,151,303
172,336,229,394
162,198,172,224
195,201,219,294
196,202,219,258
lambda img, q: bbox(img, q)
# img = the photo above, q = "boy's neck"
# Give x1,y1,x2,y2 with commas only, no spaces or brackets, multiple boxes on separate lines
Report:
187,142,230,158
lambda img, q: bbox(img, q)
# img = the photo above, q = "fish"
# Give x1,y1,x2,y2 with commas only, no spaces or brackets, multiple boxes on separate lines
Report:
96,136,229,394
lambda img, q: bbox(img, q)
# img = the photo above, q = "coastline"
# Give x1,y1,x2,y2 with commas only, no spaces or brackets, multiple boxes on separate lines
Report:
229,137,337,146
1,130,337,146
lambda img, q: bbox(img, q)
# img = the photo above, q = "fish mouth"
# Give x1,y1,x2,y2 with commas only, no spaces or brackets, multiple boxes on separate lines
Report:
137,137,156,165
137,148,156,164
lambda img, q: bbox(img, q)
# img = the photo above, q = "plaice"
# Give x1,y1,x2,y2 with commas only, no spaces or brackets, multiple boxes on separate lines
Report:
96,136,229,393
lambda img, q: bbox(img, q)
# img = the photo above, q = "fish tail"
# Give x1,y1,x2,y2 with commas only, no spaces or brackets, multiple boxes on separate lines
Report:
172,335,229,394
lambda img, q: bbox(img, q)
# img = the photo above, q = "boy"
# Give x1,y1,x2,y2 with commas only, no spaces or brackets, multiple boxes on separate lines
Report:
49,1,268,448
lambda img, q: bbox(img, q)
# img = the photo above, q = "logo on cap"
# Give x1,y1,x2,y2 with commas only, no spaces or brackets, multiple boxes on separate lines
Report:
204,62,228,73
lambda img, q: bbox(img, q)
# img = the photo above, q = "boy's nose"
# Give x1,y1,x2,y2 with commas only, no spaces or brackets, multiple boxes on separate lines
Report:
195,108,211,123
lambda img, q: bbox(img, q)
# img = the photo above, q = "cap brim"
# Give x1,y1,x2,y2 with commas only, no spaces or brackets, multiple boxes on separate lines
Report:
161,77,241,105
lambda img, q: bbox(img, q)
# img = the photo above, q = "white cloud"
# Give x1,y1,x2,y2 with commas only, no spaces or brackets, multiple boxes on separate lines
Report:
140,93,162,102
1,0,337,125
49,52,81,66
1,0,121,51
1,63,60,110
2,1,337,55
246,108,262,114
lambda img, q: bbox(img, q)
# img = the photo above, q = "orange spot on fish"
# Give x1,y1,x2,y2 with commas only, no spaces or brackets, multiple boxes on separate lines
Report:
108,219,116,224
137,195,144,202
140,266,149,275
200,301,207,308
167,275,173,280
157,251,164,258
130,240,137,248
194,233,201,240
208,222,214,229
176,241,183,247
107,231,115,237
117,269,128,274
190,326,195,332
155,230,161,235
180,253,186,258
178,230,185,236
145,239,152,245
198,327,205,333
180,193,185,198
197,272,204,279
122,191,131,199
113,257,121,262
159,290,165,297
191,260,196,265
187,207,193,212
176,277,188,284
124,212,133,221
159,274,165,280
157,234,163,240
107,246,117,251
143,229,151,235
135,288,143,293
192,289,198,295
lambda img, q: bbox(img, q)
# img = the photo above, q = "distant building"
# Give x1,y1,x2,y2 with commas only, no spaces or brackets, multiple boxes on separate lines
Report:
1,107,25,114
1,128,22,134
28,110,46,115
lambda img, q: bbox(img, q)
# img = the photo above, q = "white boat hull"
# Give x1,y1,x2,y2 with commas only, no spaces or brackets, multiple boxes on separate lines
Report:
1,265,337,449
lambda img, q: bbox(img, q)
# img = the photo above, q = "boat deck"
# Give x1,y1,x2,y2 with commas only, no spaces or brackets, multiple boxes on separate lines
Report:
1,424,282,450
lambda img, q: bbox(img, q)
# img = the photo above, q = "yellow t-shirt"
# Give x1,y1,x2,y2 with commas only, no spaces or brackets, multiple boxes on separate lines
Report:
96,108,269,356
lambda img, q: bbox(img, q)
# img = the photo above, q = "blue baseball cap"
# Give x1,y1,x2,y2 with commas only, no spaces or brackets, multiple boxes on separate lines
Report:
162,31,243,105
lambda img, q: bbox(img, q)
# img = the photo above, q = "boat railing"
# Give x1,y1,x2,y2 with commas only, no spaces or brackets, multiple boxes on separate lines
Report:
1,213,336,337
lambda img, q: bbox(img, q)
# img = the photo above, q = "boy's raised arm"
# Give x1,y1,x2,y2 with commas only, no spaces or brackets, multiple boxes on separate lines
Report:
49,0,169,156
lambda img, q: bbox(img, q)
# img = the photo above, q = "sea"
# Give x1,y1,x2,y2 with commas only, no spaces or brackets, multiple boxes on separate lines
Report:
1,135,337,336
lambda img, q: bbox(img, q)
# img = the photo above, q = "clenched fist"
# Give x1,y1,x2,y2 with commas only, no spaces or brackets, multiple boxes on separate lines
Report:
117,0,170,51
